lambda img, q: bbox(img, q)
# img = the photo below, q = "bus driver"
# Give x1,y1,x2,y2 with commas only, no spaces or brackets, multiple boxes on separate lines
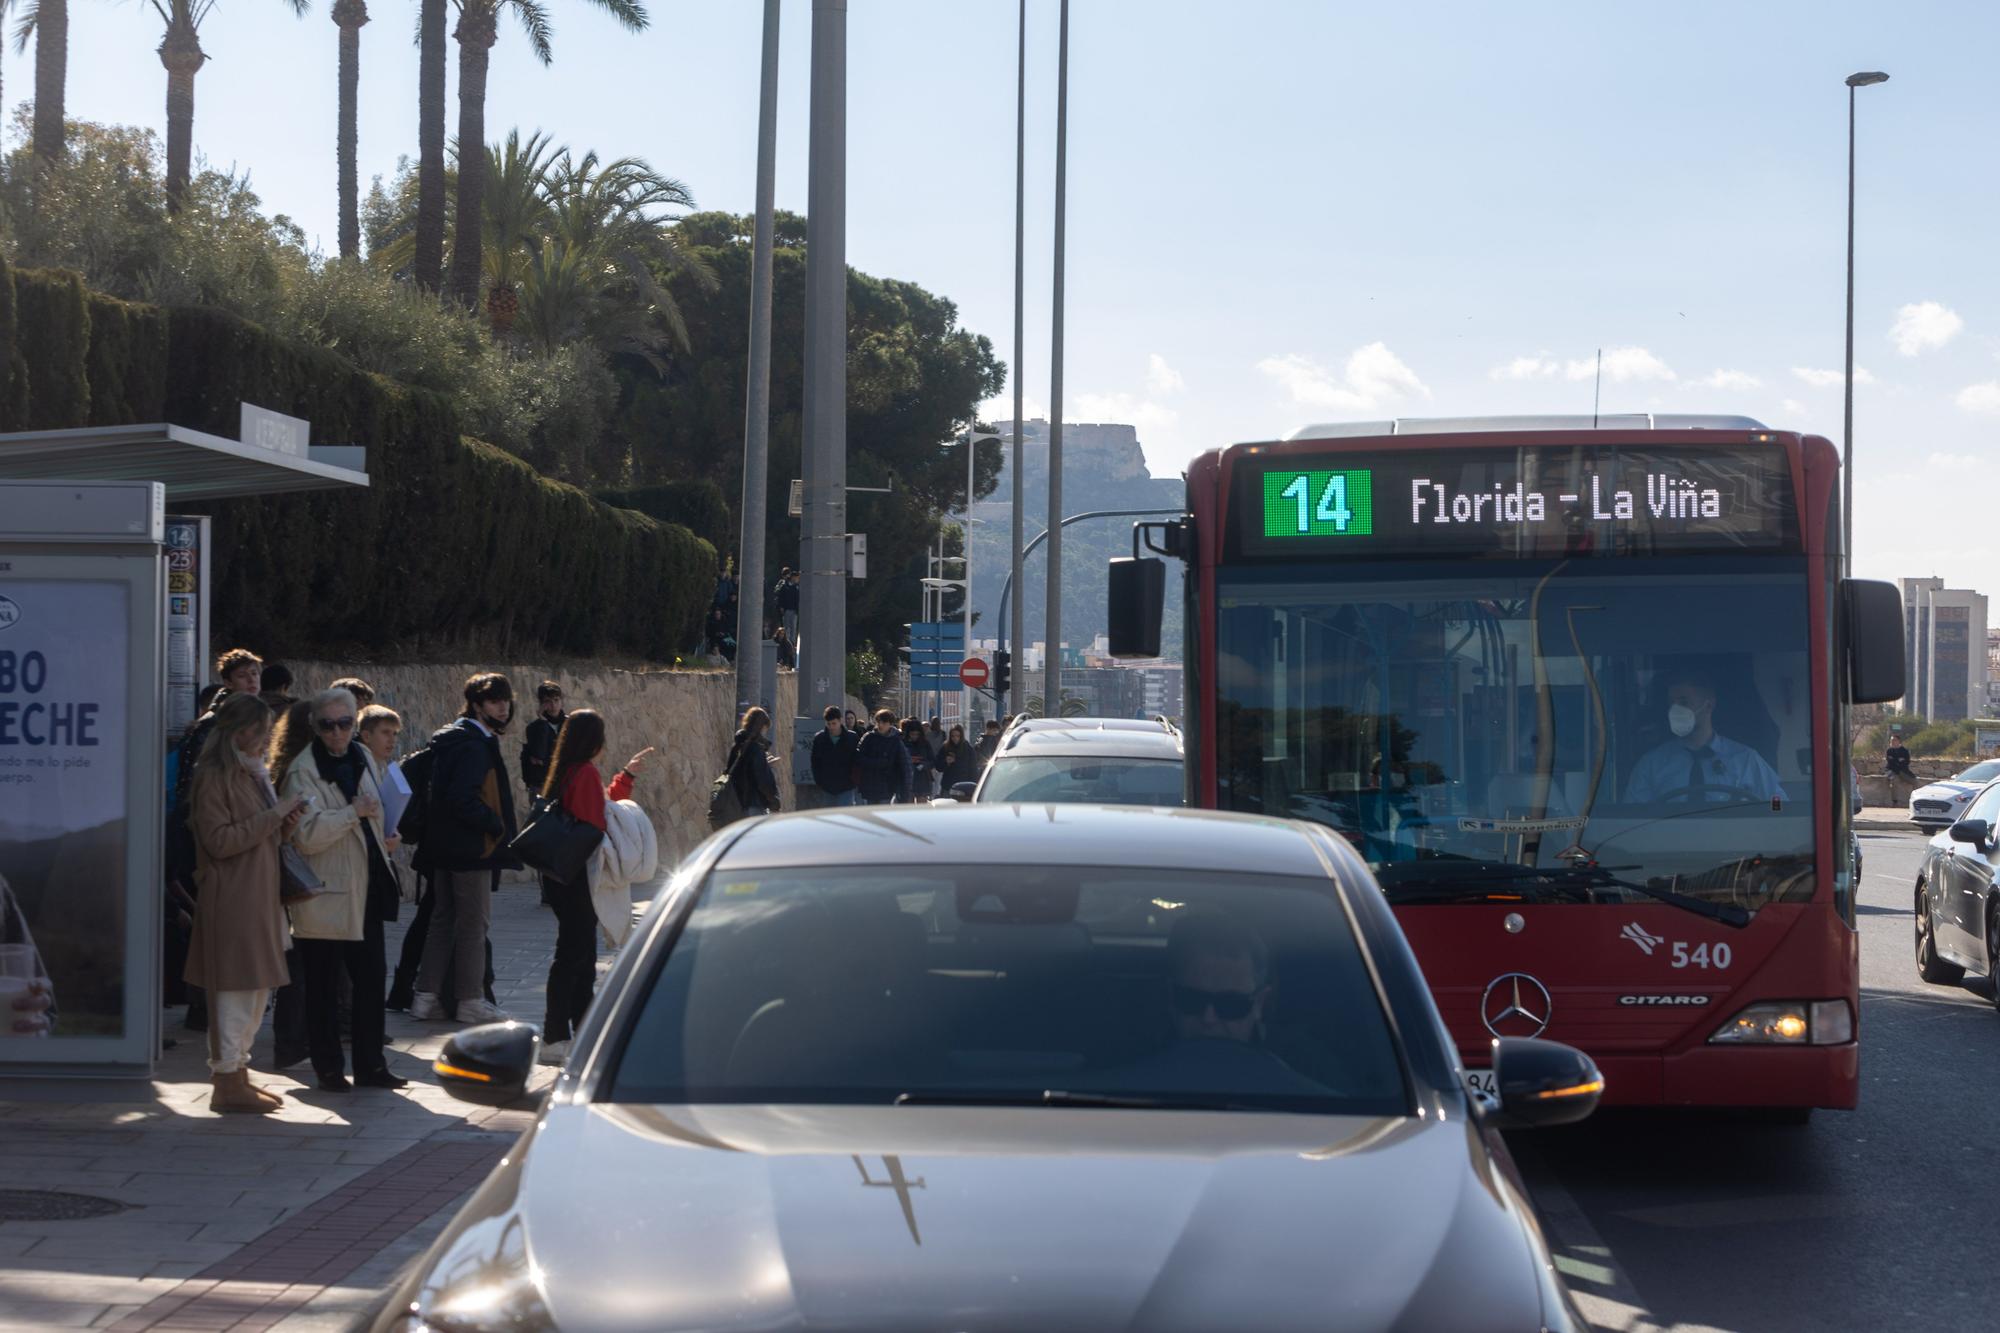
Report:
1624,673,1787,806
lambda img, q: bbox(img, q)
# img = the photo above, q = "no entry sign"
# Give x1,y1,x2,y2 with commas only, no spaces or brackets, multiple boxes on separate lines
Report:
959,656,989,689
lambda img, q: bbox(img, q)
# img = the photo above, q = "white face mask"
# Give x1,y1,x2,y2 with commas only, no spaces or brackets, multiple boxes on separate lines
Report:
1667,704,1698,738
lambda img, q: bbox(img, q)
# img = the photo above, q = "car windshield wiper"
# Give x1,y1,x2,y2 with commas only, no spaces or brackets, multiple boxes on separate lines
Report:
893,1089,1246,1111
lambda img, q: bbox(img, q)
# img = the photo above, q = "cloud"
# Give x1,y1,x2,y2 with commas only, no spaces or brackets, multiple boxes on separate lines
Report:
1927,451,1983,472
1693,368,1761,390
1489,355,1560,381
1257,343,1430,411
1145,354,1185,395
1793,366,1876,388
1955,382,2000,415
1557,347,1674,383
1780,397,1810,421
1889,301,1964,357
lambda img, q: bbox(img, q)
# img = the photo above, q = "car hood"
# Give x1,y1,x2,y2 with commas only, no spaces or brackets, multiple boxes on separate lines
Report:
393,1103,1564,1333
1912,780,1979,802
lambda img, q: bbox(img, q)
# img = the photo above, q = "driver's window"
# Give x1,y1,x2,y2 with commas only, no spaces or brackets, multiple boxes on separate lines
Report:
1965,782,2000,828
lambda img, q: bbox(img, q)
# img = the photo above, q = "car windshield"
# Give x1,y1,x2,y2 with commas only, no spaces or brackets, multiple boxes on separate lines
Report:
1214,556,1816,915
608,865,1408,1116
978,756,1186,805
1952,761,2000,783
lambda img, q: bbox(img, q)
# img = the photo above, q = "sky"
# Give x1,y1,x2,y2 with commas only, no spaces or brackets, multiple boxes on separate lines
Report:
33,1,2000,588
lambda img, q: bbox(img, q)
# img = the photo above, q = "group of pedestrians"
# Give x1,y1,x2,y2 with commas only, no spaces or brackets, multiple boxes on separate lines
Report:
704,563,804,672
167,654,655,1113
807,707,1006,805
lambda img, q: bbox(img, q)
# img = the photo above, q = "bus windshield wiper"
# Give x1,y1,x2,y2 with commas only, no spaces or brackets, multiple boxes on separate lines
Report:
1549,865,1751,928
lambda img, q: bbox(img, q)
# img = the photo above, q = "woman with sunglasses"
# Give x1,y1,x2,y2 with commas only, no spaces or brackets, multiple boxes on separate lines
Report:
273,689,407,1091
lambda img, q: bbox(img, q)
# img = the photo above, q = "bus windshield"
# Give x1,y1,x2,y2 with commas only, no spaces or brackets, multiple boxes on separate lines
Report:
1213,556,1816,917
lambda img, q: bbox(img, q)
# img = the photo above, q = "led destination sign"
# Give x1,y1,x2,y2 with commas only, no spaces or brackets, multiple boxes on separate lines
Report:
1239,444,1797,559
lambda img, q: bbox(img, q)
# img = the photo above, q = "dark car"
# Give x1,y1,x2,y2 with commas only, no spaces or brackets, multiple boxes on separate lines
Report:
1915,777,2000,1010
378,805,1600,1333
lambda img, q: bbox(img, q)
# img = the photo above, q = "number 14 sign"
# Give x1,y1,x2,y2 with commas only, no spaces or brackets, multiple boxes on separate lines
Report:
1262,469,1375,539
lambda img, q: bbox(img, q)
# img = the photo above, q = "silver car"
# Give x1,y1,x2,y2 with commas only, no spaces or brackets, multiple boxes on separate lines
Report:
967,716,1186,805
378,805,1599,1332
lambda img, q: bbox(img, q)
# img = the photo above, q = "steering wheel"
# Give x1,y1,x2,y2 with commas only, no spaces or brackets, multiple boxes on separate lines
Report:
1646,784,1773,806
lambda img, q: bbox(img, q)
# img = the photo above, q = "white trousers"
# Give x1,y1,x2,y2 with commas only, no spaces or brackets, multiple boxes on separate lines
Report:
206,988,270,1074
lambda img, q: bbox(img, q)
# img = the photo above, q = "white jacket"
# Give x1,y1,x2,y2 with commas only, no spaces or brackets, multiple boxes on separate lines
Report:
589,798,658,948
281,750,388,941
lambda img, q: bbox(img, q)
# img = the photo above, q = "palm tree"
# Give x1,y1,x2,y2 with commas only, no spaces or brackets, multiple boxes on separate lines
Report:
516,148,710,366
7,0,72,161
443,0,647,310
413,0,446,289
477,127,559,331
332,0,368,258
152,0,309,213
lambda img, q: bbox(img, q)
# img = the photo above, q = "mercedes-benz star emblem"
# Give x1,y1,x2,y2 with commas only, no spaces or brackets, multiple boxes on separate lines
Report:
1480,972,1553,1039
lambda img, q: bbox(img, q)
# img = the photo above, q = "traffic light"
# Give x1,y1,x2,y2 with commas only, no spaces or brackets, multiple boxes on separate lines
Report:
992,649,1011,699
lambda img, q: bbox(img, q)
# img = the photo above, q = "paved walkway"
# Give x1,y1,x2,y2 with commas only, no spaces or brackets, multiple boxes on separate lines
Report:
0,874,615,1331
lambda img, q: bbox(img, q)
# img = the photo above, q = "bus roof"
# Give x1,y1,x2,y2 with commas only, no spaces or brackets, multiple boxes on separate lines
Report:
1283,413,1769,441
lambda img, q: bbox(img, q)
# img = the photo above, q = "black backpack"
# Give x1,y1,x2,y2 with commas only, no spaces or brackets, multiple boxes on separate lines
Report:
396,739,441,845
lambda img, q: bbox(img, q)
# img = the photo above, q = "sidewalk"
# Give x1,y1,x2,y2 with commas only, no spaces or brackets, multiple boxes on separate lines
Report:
0,874,617,1332
1856,805,1920,832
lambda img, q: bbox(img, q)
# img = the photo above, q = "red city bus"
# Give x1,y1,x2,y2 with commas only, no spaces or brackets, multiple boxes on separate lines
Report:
1110,416,1905,1113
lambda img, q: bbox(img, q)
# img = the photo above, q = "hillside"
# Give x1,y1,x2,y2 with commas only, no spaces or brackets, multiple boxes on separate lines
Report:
969,421,1185,658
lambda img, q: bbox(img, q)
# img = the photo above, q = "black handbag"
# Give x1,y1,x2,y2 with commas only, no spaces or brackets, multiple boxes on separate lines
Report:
509,795,605,885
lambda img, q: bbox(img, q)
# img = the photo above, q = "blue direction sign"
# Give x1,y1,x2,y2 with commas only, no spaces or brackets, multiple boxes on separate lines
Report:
909,620,966,690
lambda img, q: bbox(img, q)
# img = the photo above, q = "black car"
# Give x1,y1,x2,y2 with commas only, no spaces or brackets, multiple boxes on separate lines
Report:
377,805,1601,1332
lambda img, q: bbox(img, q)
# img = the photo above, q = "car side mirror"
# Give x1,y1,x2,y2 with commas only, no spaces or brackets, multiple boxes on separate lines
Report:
1842,578,1906,705
1485,1037,1603,1129
1949,818,1991,848
950,782,977,803
434,1021,540,1107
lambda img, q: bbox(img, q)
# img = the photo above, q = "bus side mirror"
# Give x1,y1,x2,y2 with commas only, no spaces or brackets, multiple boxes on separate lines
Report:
1843,578,1905,705
1108,556,1165,659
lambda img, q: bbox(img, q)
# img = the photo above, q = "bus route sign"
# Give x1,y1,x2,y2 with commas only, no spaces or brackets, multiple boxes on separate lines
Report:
1262,468,1375,539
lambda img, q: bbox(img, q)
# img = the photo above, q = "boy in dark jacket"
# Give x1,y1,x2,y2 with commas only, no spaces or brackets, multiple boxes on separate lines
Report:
410,673,521,1025
520,681,565,797
854,708,912,805
810,705,859,806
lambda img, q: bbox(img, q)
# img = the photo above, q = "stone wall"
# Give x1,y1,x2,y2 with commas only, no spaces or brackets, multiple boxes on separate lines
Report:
288,660,797,868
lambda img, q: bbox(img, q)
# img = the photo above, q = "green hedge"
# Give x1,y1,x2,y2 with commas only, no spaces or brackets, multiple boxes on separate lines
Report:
0,261,713,661
596,478,733,557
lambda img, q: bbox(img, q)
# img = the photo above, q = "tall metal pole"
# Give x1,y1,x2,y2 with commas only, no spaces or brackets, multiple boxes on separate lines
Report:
733,0,781,715
1043,0,1070,714
1842,70,1888,576
801,0,848,740
964,431,975,722
1842,83,1856,575
1006,0,1027,719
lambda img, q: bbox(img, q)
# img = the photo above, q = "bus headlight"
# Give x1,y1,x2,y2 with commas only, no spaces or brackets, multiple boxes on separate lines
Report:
1709,1000,1853,1045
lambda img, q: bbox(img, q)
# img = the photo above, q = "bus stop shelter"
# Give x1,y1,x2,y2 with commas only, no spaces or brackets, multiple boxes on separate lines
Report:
0,412,368,1076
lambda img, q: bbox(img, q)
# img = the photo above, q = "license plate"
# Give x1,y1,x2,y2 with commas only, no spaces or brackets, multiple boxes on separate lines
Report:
1461,1068,1497,1100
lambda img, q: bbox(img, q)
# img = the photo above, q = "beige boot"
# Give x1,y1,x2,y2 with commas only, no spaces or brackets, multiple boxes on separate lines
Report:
243,1074,286,1111
210,1069,277,1114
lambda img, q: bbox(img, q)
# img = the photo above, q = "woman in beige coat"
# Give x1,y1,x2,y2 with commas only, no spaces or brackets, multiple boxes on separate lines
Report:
184,693,304,1113
275,689,407,1091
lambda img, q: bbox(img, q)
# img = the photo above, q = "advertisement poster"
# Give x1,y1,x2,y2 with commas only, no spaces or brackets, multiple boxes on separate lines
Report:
164,518,208,736
0,579,131,1039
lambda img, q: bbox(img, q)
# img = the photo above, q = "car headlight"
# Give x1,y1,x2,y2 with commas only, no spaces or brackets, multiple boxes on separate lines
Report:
1708,999,1853,1045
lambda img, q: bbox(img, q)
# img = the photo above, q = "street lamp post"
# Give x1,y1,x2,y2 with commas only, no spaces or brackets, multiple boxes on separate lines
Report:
733,0,781,717
1007,0,1028,720
1843,69,1888,575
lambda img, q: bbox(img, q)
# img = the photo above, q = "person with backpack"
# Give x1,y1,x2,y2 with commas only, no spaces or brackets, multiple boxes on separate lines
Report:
409,674,522,1025
855,709,912,805
385,725,498,1017
724,707,781,818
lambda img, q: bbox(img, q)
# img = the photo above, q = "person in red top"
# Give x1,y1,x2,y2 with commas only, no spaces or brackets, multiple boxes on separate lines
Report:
538,709,654,1064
